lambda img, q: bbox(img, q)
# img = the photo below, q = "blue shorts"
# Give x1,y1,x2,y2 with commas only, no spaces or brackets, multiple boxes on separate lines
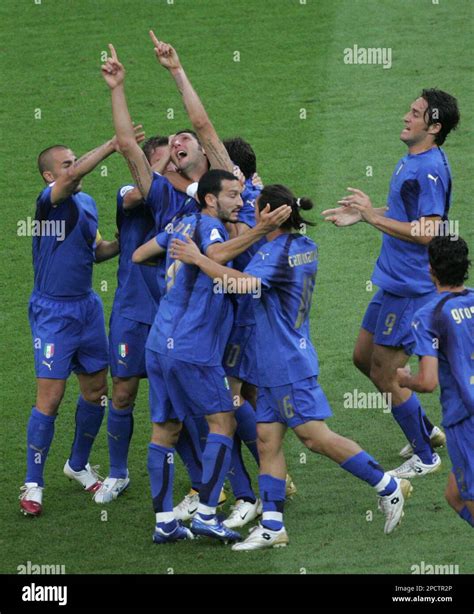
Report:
223,324,258,386
29,291,108,379
361,288,438,352
109,310,150,378
257,376,333,428
446,416,474,501
146,349,234,423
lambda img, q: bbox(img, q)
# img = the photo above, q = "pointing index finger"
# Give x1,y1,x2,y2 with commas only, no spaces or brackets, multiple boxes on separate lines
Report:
108,44,118,61
149,30,160,47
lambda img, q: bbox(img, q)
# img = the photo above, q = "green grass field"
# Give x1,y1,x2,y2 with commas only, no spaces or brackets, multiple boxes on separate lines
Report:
0,0,473,578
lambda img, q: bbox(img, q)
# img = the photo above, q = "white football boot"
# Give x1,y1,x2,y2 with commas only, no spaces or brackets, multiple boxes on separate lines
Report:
399,426,446,459
378,478,413,534
19,483,43,517
173,490,200,521
232,523,289,551
223,498,262,528
93,473,130,503
388,453,441,479
63,460,102,493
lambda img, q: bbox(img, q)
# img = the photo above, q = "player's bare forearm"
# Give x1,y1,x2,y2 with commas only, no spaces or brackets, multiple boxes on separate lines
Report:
195,253,259,294
170,67,233,172
110,86,153,198
163,171,192,193
207,225,267,265
132,237,166,264
95,240,120,262
51,140,116,203
367,215,431,244
397,357,438,393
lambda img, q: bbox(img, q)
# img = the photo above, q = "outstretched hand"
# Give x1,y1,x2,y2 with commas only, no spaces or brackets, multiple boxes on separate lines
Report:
101,44,126,89
170,235,201,264
321,205,362,227
149,30,182,70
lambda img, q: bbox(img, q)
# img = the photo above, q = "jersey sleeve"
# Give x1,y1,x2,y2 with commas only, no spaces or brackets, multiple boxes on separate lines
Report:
416,167,447,218
200,219,227,255
238,187,258,228
155,231,170,250
409,309,439,358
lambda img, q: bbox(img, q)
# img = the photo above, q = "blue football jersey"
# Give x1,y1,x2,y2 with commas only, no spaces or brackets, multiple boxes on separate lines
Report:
146,213,234,366
145,172,198,231
112,185,161,325
244,233,319,387
32,185,99,298
372,147,452,297
410,288,474,427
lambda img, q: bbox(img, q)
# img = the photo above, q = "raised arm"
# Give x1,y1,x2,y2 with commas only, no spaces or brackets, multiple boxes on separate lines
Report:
102,44,154,199
149,31,233,172
50,139,116,204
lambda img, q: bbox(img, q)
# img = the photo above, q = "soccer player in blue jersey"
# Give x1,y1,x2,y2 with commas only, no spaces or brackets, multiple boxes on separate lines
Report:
133,170,291,544
94,135,195,503
397,236,473,528
19,137,129,516
323,89,460,478
172,183,413,550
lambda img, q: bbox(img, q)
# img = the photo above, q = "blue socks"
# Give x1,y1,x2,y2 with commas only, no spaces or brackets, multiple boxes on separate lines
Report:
392,394,433,464
147,443,175,517
459,506,474,528
107,402,134,479
341,451,397,496
25,407,56,487
235,401,259,465
198,433,233,511
227,435,256,502
175,417,203,491
259,474,285,531
69,396,105,472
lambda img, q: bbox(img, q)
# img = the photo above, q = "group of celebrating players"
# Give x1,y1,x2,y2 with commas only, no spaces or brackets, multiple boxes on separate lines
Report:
19,31,473,551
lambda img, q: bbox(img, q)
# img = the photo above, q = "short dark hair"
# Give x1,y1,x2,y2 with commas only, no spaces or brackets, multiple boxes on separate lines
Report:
420,88,460,145
37,145,69,178
197,169,238,208
174,129,200,144
223,137,257,179
428,235,470,286
142,136,169,163
258,184,315,232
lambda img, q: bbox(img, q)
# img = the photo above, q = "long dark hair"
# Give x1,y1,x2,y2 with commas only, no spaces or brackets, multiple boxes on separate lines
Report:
258,184,315,231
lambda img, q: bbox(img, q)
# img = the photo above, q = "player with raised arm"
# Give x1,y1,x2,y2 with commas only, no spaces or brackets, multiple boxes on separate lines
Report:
132,170,290,544
94,135,192,503
171,184,414,550
397,236,473,527
323,89,460,477
19,136,130,516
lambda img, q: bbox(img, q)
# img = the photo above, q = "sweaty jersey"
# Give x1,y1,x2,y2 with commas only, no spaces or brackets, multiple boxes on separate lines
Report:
244,233,319,387
146,213,233,366
113,186,161,325
32,185,99,298
410,288,474,427
372,147,452,297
